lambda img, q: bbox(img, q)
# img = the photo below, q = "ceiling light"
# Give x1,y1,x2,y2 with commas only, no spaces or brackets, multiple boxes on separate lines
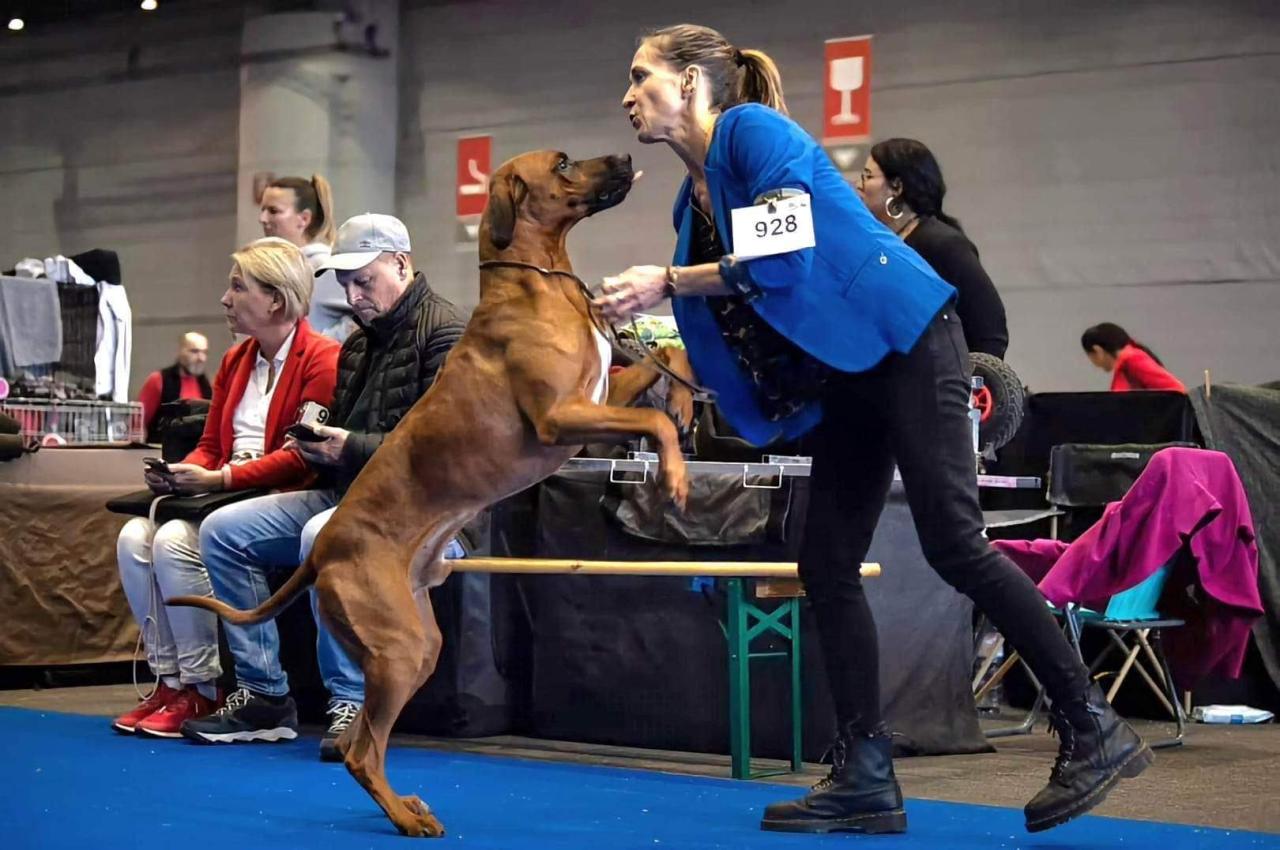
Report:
7,18,24,31
141,0,158,10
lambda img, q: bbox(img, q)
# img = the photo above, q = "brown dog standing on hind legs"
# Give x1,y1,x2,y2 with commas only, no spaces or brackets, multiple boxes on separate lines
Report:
169,150,694,837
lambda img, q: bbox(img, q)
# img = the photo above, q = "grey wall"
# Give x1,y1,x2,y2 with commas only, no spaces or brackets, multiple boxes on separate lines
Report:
235,4,401,249
400,0,1280,392
0,7,245,392
2,0,1277,398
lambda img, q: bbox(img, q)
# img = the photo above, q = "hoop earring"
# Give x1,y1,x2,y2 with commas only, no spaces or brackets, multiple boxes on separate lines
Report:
885,196,904,220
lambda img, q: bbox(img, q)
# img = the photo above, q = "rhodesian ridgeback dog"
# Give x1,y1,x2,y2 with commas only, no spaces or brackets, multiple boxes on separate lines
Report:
171,150,693,837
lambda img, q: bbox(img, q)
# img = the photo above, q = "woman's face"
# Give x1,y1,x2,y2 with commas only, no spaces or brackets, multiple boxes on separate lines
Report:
855,155,897,227
258,187,311,246
622,41,689,144
1086,345,1116,372
221,264,283,338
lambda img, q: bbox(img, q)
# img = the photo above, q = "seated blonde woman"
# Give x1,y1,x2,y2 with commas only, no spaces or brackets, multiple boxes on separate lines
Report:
112,238,340,738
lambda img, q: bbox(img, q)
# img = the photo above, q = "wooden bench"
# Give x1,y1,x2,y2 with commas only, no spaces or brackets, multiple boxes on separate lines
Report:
454,557,880,779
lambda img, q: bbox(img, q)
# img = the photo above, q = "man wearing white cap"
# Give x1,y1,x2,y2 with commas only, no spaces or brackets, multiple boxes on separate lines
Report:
192,214,468,759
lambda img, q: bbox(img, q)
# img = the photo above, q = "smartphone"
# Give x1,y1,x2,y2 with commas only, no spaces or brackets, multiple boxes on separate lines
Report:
286,423,327,442
144,457,173,476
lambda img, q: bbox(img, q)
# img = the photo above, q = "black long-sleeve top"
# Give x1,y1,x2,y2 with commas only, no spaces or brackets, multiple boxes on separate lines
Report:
904,216,1009,359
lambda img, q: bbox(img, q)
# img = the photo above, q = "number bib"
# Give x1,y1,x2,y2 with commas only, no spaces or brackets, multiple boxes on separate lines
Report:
730,193,816,260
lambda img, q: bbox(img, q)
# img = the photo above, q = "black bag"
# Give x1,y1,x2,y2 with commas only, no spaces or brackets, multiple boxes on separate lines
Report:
0,414,35,462
155,399,211,460
602,471,795,546
105,488,268,523
0,434,34,462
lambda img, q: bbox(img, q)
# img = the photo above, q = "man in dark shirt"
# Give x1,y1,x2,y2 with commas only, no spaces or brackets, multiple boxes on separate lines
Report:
138,332,213,442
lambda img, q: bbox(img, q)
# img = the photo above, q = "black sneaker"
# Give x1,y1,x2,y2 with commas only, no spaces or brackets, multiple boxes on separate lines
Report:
180,687,299,744
319,699,361,762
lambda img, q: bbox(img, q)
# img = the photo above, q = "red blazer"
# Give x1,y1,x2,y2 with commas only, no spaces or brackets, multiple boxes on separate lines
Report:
1111,344,1185,392
184,320,339,491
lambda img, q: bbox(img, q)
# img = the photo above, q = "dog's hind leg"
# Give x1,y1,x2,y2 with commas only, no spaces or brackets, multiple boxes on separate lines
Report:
324,571,445,837
392,582,448,827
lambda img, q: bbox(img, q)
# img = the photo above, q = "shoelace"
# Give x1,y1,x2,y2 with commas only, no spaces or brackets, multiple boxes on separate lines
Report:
1047,711,1077,783
327,701,361,733
215,688,252,717
810,735,849,792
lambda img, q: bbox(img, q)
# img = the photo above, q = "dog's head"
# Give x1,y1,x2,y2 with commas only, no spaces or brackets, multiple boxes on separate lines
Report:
482,151,636,251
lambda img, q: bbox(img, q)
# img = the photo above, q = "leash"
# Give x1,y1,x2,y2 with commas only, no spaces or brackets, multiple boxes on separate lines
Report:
478,260,715,399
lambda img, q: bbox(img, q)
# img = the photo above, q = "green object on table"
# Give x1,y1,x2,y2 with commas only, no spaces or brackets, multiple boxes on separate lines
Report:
724,577,803,780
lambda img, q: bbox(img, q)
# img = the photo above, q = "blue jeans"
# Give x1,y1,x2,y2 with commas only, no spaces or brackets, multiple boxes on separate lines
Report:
200,490,468,704
200,490,363,703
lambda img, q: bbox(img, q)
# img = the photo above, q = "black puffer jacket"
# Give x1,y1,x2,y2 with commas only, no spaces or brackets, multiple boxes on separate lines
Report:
327,272,466,491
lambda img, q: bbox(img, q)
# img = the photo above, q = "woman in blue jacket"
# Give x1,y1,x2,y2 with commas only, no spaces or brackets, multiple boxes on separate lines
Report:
597,24,1151,836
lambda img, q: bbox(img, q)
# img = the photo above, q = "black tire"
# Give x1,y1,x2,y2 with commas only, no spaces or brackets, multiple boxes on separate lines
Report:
969,353,1025,452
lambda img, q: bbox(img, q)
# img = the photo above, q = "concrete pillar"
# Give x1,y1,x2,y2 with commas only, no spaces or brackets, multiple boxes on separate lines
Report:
234,1,399,249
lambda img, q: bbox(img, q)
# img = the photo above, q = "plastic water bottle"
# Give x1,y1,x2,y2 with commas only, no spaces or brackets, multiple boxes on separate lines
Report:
975,631,1004,713
968,376,984,454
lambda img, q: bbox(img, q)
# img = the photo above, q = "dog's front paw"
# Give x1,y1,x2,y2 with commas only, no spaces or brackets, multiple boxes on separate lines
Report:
666,385,694,436
660,456,689,513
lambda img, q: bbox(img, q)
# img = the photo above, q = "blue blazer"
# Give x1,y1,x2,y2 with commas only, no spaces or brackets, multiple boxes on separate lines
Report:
671,103,955,446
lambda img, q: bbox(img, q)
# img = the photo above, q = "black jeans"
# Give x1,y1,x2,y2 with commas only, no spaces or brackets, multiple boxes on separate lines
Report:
797,305,1090,732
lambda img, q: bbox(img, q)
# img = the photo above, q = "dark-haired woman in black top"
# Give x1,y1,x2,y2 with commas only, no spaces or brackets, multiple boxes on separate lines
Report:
856,138,1009,359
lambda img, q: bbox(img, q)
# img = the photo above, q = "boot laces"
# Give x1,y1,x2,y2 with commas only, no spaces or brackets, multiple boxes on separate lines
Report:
811,734,848,792
1047,710,1077,782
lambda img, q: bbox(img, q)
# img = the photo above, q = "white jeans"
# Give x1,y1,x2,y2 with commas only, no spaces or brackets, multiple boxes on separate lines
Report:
116,517,221,684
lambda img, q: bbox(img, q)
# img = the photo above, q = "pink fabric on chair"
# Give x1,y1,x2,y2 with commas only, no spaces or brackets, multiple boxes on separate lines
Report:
992,538,1068,585
993,447,1263,685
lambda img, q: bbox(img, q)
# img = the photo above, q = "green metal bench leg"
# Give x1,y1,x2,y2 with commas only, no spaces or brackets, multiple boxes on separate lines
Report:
726,579,804,780
727,578,751,780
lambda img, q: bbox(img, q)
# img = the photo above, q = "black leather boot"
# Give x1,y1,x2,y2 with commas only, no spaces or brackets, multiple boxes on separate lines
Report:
1024,683,1154,832
761,725,907,834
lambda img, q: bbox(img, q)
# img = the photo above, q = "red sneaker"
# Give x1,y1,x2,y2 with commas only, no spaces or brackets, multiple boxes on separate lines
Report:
136,687,221,739
111,683,182,734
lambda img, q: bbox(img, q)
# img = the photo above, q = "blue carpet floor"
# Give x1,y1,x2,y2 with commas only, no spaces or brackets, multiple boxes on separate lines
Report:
1,707,1276,849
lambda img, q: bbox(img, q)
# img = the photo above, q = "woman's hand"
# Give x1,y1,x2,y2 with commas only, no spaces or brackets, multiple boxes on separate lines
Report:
594,265,670,323
144,471,175,495
167,463,223,495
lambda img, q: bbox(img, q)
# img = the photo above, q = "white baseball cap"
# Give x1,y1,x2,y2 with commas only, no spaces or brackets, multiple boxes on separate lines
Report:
314,213,412,276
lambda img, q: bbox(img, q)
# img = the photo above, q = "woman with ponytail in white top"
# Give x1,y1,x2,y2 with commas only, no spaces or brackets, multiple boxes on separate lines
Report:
258,173,356,341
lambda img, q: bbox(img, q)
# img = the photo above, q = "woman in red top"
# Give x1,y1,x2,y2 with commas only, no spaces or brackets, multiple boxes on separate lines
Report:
1081,323,1185,392
112,238,340,738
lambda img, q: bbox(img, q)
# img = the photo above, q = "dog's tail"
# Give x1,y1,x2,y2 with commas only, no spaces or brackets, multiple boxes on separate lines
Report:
168,558,317,626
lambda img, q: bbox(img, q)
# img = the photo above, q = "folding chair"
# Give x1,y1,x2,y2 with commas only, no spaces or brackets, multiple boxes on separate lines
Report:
978,564,1188,745
1066,557,1187,748
975,441,1194,739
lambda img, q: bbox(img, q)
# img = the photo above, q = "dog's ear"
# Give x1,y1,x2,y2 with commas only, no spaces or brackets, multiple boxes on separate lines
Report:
486,172,527,250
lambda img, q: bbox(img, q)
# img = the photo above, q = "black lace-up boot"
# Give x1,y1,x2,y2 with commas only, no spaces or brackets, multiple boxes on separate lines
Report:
1024,683,1154,832
760,724,907,834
